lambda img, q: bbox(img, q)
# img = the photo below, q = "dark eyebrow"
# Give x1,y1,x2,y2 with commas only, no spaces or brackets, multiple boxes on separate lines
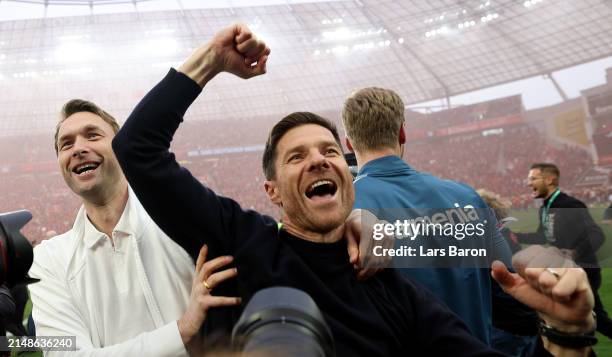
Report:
82,124,104,133
284,139,341,159
283,144,307,160
323,140,342,149
58,124,104,144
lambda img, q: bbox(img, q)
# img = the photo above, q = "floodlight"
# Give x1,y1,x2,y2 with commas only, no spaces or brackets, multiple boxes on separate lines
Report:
322,27,352,41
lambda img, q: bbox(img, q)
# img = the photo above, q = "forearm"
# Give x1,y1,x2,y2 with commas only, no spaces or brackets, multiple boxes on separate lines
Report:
113,23,269,259
29,265,187,357
41,322,187,357
178,44,221,88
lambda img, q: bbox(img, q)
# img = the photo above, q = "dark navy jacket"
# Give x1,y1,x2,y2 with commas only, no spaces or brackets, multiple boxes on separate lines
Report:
112,69,504,356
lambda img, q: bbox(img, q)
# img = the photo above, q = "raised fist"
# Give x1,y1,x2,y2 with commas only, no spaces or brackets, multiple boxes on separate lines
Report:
206,23,270,79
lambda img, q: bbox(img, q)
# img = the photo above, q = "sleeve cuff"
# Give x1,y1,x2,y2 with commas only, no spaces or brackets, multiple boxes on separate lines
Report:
147,321,188,357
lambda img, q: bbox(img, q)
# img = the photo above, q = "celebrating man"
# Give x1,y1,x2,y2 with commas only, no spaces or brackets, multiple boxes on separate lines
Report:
113,23,598,356
28,99,240,356
517,162,611,338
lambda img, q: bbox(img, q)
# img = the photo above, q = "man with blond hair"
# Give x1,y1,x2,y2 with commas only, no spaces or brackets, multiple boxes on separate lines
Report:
342,87,513,345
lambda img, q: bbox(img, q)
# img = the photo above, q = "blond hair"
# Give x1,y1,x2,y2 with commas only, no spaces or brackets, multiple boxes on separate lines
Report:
476,189,511,220
341,87,404,153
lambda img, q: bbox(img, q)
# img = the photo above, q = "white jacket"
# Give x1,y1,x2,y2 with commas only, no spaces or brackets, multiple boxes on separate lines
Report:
29,189,194,356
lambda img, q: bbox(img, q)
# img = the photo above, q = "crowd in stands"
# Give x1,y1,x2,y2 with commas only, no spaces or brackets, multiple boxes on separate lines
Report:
411,95,523,129
0,102,604,245
0,172,80,245
404,124,593,209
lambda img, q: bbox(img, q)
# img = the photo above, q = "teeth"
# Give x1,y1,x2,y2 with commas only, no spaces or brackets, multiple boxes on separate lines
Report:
74,163,99,174
310,180,332,190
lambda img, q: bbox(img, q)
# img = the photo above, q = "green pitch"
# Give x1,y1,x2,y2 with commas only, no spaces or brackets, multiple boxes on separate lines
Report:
508,207,612,354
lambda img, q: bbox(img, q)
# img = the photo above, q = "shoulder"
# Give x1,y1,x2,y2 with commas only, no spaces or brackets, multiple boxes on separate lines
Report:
558,192,587,208
426,176,488,208
30,230,76,277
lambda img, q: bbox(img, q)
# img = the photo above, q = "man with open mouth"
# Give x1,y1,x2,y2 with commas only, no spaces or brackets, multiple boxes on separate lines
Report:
114,23,600,356
28,99,242,356
517,162,612,339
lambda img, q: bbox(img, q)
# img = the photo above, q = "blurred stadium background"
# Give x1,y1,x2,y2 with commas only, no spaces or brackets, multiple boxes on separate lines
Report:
0,0,611,351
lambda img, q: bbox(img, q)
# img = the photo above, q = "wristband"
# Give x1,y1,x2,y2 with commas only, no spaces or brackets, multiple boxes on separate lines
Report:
539,313,597,349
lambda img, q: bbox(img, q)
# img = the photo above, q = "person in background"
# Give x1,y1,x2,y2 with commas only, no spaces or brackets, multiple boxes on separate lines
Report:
517,162,611,338
342,86,512,345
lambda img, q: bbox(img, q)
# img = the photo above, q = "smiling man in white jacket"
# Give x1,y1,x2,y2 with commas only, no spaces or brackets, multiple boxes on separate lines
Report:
28,96,376,356
28,99,242,356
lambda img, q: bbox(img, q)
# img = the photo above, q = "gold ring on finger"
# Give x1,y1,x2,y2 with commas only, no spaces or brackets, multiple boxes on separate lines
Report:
203,280,212,291
546,268,561,280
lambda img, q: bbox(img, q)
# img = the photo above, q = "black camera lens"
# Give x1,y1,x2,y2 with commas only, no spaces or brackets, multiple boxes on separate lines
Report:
0,210,36,287
232,287,335,357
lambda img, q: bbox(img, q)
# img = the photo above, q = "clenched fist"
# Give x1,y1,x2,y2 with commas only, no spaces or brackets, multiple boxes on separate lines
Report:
179,23,270,86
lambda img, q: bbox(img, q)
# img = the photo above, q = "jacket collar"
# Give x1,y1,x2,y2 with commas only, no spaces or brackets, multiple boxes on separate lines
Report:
75,187,143,249
356,155,415,180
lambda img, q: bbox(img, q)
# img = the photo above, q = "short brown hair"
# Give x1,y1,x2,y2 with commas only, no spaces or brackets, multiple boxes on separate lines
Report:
54,99,120,155
341,87,405,153
262,112,342,180
530,163,560,186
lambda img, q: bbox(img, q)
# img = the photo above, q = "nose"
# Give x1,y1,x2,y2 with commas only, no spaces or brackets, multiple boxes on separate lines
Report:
71,137,89,158
307,149,330,172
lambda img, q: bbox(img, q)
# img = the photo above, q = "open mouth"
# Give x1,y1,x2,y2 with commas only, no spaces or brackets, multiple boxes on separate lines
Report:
72,162,100,176
305,179,338,201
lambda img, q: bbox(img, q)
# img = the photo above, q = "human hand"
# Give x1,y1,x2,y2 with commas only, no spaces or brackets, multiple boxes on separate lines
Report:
179,23,270,86
491,245,594,333
345,209,394,281
178,245,241,345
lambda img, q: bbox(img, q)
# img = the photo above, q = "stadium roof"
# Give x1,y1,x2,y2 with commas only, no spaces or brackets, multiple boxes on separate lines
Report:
0,0,611,134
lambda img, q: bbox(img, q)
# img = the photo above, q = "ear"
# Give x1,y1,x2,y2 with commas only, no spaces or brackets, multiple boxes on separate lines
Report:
399,123,406,145
345,137,354,153
264,180,282,206
544,174,555,187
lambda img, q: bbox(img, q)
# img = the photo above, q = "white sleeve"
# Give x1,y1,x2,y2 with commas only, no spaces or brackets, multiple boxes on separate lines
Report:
28,247,187,357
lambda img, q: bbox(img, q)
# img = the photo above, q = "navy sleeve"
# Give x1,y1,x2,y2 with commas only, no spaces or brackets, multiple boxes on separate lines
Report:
113,69,272,261
403,277,505,356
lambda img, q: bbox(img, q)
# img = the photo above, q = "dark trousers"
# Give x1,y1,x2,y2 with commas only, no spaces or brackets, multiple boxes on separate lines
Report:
585,267,612,338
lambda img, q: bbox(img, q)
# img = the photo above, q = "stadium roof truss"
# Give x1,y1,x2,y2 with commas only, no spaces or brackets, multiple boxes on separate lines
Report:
0,0,611,134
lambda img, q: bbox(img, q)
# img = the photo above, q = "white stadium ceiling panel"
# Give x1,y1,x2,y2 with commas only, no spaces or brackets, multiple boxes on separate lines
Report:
0,0,612,135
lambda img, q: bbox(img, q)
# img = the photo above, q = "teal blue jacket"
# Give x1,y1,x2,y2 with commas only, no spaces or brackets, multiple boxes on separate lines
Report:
353,155,513,345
